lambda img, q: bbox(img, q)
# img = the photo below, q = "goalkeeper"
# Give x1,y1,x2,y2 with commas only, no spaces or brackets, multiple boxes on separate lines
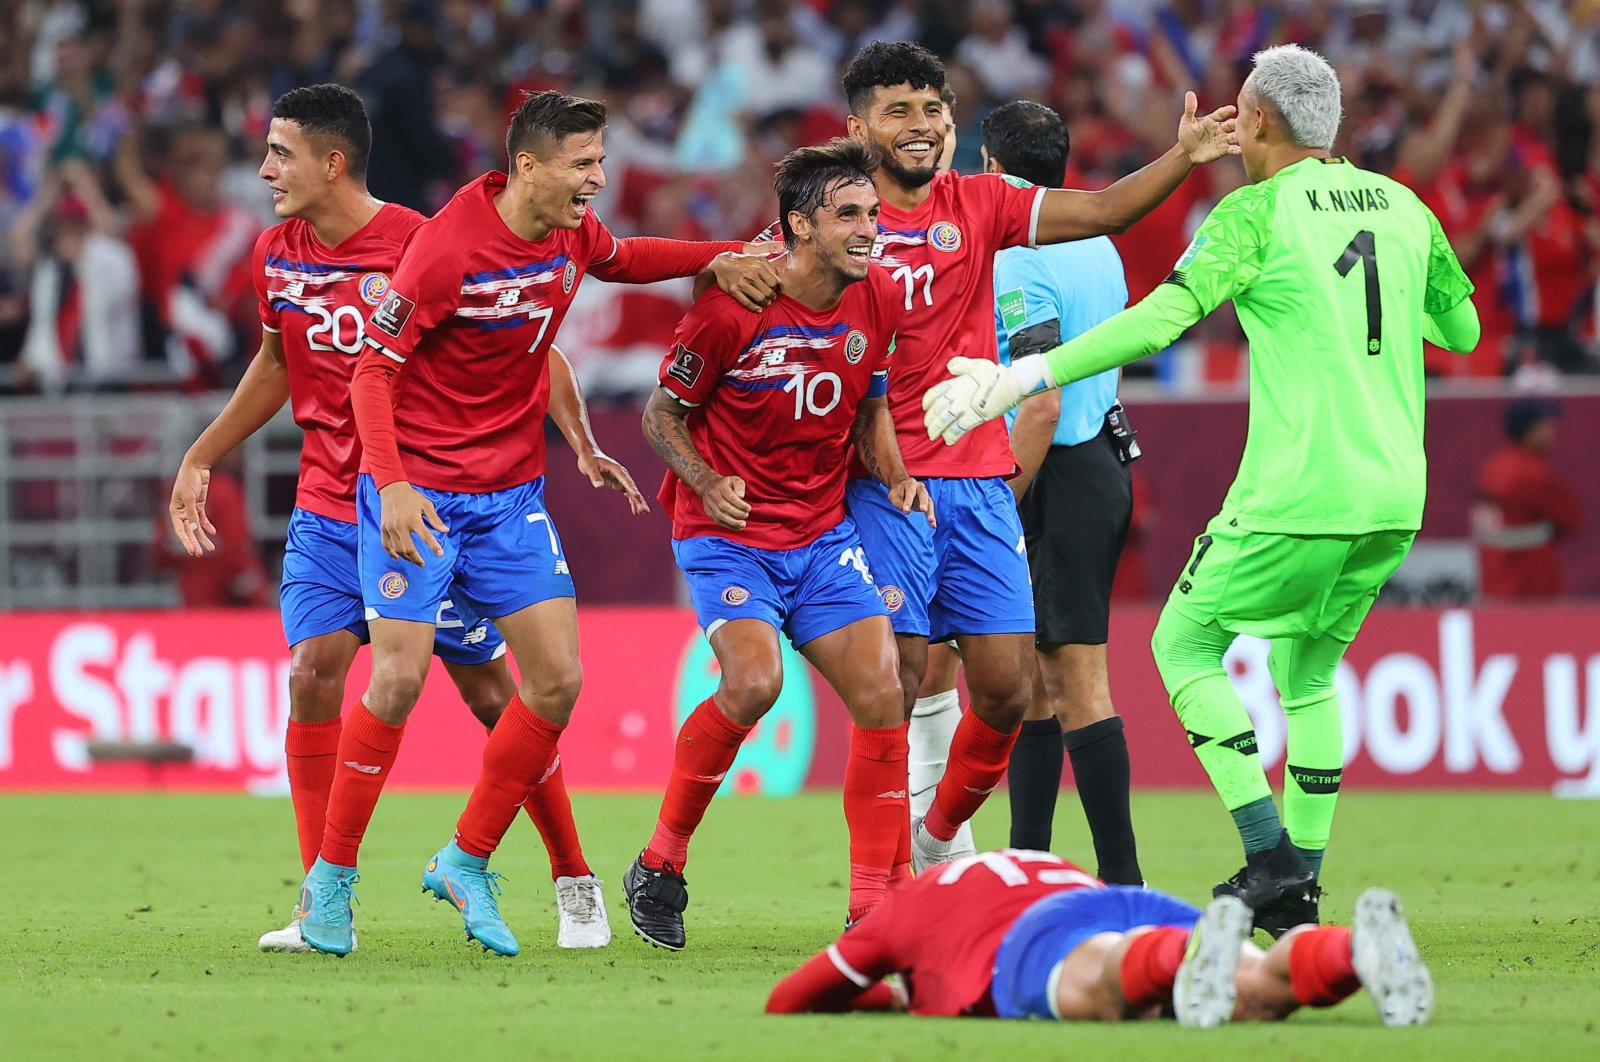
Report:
923,44,1478,937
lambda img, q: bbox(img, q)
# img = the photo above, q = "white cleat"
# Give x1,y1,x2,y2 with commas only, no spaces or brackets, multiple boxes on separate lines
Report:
1351,888,1434,1026
555,874,612,948
1173,895,1251,1029
948,819,977,864
910,817,955,874
259,918,358,953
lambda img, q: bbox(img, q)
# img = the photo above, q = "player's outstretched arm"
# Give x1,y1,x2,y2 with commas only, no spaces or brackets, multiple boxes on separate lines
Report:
642,387,751,531
1422,297,1480,354
169,331,290,557
548,343,648,515
923,285,1203,445
766,949,904,1014
1032,92,1238,245
851,395,934,527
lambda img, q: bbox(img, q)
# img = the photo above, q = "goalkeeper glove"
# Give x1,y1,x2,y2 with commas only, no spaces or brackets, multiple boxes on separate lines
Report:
922,355,1055,445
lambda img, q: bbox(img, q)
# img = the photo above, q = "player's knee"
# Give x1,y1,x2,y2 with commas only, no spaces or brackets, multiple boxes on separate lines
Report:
518,664,583,723
459,674,516,729
1150,609,1223,694
716,669,782,726
851,677,905,729
286,658,347,721
365,662,428,722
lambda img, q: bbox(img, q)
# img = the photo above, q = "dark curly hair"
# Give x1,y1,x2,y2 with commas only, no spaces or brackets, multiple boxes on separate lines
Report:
981,101,1070,188
842,41,946,117
272,84,372,181
507,90,608,163
774,138,879,246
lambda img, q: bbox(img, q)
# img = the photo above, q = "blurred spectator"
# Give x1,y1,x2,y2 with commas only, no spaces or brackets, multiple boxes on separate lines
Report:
355,0,451,210
10,158,139,391
957,0,1050,104
1473,399,1582,600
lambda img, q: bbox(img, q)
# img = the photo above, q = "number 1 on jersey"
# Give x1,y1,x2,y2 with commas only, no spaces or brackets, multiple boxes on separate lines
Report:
1334,230,1382,355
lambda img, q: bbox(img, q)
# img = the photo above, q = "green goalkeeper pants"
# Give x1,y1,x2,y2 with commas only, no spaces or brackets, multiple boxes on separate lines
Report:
1149,513,1415,860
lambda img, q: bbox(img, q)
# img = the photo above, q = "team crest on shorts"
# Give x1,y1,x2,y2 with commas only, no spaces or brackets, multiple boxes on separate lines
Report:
929,221,962,253
562,260,577,294
721,586,751,606
879,585,905,612
378,572,408,599
844,330,867,364
358,272,390,306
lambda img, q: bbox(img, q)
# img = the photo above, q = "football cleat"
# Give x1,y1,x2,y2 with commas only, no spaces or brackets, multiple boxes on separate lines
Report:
296,858,360,956
1351,889,1434,1027
1213,833,1316,938
910,816,955,873
259,914,360,954
422,842,520,957
555,874,611,949
1173,895,1252,1028
623,855,688,951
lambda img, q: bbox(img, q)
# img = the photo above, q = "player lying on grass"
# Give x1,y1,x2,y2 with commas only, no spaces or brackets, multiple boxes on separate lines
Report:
923,44,1479,936
625,139,931,950
766,848,1432,1028
169,84,634,952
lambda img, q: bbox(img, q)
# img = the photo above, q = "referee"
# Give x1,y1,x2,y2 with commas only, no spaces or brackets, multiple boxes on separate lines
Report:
980,101,1143,886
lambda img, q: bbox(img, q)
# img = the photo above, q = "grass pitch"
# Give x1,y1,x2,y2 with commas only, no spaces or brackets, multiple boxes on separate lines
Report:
3,789,1596,1061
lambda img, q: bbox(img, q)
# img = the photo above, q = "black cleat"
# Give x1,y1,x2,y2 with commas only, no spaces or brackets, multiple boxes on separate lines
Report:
624,855,688,951
1214,833,1317,938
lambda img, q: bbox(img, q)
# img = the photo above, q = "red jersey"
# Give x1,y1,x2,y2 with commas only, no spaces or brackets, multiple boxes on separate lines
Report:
357,171,739,493
829,850,1100,1017
253,203,423,522
1475,445,1582,599
658,269,901,549
870,172,1044,479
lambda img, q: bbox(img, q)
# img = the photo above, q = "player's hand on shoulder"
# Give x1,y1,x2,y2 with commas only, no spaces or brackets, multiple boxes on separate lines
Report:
169,461,217,556
889,476,935,529
378,481,448,565
1177,90,1240,164
696,474,751,531
711,252,781,313
579,449,649,516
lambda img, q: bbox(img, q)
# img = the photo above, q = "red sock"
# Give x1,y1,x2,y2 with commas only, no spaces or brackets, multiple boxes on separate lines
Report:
285,717,342,873
319,704,405,867
455,694,564,859
843,723,909,922
643,697,752,871
522,754,591,880
888,812,912,892
1290,926,1361,1007
1119,926,1191,1009
925,710,1018,841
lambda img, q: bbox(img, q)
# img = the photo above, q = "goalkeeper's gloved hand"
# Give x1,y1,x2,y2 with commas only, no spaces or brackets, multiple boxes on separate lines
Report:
921,354,1053,446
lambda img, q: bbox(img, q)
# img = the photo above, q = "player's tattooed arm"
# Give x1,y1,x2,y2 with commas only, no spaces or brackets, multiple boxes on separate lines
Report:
549,344,648,515
642,387,751,531
852,396,934,528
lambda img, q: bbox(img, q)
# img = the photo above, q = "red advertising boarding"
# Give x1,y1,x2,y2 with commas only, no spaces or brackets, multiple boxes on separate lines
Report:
0,606,1596,795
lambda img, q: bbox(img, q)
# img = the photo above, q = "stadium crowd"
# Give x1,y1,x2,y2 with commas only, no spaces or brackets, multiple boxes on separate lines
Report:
1,0,1598,394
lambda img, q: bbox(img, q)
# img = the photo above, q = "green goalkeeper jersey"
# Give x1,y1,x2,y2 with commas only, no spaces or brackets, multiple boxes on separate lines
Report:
1166,156,1473,534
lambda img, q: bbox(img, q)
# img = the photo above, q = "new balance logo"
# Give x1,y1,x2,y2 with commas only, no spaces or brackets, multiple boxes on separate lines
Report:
554,559,570,575
343,761,382,775
495,289,521,307
284,280,305,297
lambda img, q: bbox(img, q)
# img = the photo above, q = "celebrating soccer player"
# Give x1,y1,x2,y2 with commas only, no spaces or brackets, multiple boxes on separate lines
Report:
924,45,1480,933
624,140,931,951
766,848,1433,1029
290,90,778,957
835,42,1238,870
168,85,632,953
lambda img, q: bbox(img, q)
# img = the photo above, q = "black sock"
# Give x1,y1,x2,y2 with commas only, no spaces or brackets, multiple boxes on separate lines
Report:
1065,716,1142,885
1007,718,1064,851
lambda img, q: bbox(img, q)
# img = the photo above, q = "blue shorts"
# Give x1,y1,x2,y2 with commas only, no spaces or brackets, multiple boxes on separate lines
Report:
279,507,505,665
356,475,575,625
846,476,1034,642
991,886,1202,1020
672,519,888,649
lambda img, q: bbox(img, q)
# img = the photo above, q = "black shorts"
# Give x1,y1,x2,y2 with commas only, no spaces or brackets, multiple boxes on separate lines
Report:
1016,428,1132,645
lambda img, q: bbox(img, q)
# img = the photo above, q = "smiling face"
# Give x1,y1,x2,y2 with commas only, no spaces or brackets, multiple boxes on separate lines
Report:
515,128,607,231
849,82,947,191
259,118,334,219
793,177,880,286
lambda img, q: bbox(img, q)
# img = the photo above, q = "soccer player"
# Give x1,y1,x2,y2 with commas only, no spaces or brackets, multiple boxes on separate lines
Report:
835,42,1238,871
981,101,1143,883
625,140,931,950
924,45,1480,933
766,848,1433,1029
294,90,779,957
168,84,631,952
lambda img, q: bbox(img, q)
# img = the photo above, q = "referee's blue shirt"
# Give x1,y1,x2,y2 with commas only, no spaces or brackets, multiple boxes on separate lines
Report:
994,236,1128,448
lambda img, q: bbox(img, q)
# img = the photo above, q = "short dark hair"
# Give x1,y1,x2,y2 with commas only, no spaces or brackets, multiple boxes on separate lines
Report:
842,41,946,117
506,90,608,163
980,100,1070,188
272,84,372,180
774,138,878,246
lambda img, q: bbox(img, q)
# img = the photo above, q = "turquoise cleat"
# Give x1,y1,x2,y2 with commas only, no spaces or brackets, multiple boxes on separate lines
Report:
297,857,360,956
422,841,520,956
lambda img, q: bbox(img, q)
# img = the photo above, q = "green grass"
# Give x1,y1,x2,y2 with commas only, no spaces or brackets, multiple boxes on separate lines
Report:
3,790,1597,1061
